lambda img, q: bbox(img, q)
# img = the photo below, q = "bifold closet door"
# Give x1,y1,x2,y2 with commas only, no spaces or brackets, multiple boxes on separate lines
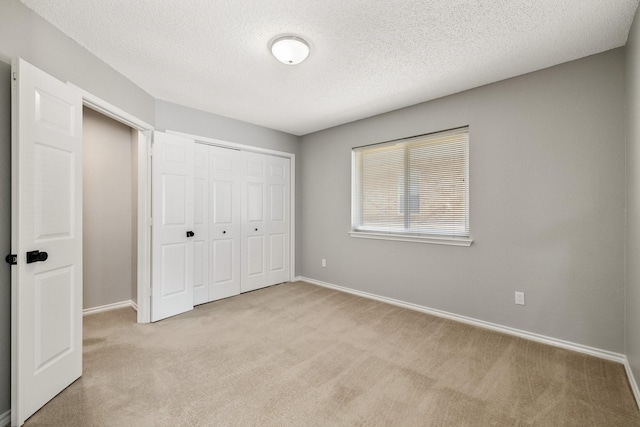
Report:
193,143,209,305
151,131,195,321
241,152,291,292
208,146,242,301
266,155,291,285
241,152,268,292
152,138,290,313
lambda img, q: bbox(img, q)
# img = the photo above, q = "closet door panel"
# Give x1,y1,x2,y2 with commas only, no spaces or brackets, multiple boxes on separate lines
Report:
246,182,265,222
266,156,290,285
212,239,234,283
269,234,285,272
151,131,194,322
246,235,265,276
209,146,241,301
193,143,209,305
241,153,268,292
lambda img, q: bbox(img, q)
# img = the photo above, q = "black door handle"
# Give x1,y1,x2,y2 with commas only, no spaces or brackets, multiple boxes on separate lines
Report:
255,228,258,231
186,231,195,237
223,231,226,234
26,250,48,264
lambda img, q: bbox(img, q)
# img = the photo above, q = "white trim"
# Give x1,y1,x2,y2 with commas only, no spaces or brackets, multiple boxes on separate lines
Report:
289,155,296,281
135,129,152,324
131,300,138,312
624,357,640,409
292,276,303,282
348,230,473,246
299,276,626,363
68,83,153,131
82,300,136,317
70,84,153,324
0,409,10,427
167,129,297,283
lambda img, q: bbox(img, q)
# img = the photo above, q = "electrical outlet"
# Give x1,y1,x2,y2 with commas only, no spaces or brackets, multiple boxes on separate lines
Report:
322,259,326,268
515,291,525,306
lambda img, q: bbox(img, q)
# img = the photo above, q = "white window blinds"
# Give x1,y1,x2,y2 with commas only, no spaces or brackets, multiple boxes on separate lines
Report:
352,127,469,239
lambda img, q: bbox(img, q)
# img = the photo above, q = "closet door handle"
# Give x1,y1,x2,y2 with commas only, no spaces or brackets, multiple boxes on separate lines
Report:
254,228,258,231
222,231,226,234
26,250,48,264
186,231,195,237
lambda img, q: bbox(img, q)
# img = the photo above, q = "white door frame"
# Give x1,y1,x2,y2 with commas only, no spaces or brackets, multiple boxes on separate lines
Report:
167,130,297,283
69,84,153,324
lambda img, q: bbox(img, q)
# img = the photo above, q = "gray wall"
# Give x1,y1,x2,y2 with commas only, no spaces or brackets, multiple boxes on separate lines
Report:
300,48,627,353
627,5,640,390
156,100,302,275
83,107,134,310
155,100,299,154
0,61,11,418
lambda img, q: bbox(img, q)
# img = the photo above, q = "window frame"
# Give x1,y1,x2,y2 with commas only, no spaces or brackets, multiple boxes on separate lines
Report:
350,127,472,247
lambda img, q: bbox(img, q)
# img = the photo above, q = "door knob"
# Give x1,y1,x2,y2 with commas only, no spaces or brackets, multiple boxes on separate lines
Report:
26,250,48,264
223,231,226,234
186,231,195,237
255,228,258,231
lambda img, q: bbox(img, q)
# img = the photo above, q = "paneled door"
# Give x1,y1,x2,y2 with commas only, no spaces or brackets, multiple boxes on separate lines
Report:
241,152,268,292
11,58,83,426
193,143,209,305
151,131,195,321
241,152,291,292
267,156,290,285
208,145,242,301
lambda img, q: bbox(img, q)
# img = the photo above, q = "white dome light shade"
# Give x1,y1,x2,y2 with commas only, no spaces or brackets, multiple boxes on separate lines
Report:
270,36,310,65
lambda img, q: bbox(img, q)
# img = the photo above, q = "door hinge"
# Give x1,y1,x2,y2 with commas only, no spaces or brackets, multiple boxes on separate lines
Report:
148,217,153,227
5,254,17,265
12,72,17,81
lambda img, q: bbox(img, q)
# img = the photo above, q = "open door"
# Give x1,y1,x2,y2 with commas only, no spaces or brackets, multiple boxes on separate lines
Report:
151,131,194,321
11,58,83,426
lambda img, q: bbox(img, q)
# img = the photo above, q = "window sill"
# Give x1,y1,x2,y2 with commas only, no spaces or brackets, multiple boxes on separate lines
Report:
348,230,473,247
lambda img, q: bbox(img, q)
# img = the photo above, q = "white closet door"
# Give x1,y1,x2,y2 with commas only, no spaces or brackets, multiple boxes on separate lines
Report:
151,131,194,321
267,156,291,285
241,152,268,292
193,143,209,305
209,146,242,301
11,58,83,427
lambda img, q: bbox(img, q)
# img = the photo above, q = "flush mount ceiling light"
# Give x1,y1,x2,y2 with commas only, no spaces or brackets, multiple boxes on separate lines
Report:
270,36,310,65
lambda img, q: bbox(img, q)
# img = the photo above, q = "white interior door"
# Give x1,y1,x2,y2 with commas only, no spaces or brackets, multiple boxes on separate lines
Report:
193,143,209,305
241,152,268,292
267,156,290,286
208,145,242,301
151,131,194,321
11,58,83,426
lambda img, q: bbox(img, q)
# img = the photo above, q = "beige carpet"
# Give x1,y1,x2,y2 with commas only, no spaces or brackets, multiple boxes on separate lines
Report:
24,281,640,426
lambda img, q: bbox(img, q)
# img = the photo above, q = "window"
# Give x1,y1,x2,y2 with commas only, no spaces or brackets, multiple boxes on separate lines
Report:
350,127,471,246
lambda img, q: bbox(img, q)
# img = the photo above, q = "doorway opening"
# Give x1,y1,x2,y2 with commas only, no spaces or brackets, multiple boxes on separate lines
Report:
82,107,138,319
74,84,154,324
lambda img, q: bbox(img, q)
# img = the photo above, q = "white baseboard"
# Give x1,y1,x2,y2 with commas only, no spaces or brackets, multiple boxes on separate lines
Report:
292,276,303,282
82,300,136,316
131,300,138,312
0,409,10,427
624,357,640,410
299,276,626,364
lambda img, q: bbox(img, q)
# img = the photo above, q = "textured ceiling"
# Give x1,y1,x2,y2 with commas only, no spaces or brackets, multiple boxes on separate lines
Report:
19,0,640,135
